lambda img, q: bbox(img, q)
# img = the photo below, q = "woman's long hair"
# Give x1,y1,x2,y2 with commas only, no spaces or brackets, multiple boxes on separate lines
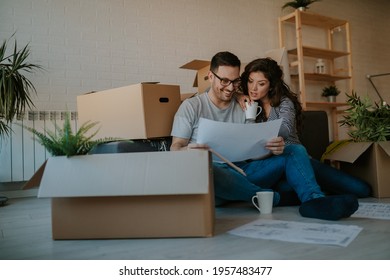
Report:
240,58,303,132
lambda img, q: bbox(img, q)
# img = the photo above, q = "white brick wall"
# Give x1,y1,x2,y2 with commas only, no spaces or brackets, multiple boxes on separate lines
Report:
1,0,390,182
1,0,389,112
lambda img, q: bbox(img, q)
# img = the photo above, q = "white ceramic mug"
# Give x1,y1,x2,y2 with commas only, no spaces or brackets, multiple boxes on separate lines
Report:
252,191,274,214
245,101,262,120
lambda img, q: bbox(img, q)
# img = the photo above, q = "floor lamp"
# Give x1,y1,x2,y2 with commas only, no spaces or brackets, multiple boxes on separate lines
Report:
366,72,390,103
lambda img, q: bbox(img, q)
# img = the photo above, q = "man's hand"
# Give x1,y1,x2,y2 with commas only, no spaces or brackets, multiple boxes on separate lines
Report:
265,136,285,155
170,137,210,151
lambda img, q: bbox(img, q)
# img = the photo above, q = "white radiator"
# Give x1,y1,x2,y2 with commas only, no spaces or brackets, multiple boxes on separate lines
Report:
0,111,78,183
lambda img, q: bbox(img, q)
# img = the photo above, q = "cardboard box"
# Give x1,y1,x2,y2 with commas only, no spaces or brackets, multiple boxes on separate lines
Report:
180,92,197,101
77,83,181,140
27,150,214,239
180,60,210,93
324,141,390,198
180,59,248,94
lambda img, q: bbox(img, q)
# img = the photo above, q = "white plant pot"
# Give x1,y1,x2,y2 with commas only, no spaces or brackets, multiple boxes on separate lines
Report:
327,96,336,102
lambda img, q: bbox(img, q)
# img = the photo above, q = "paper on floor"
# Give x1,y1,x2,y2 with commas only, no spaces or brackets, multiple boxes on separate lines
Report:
352,202,390,220
228,219,362,247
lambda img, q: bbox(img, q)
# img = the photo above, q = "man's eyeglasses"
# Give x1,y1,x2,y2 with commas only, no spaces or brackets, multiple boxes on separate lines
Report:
211,71,241,87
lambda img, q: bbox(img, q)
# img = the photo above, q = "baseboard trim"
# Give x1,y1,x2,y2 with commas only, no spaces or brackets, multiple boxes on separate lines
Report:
0,188,38,198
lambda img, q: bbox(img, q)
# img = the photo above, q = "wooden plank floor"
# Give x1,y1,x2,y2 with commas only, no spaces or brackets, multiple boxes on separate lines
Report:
0,196,389,260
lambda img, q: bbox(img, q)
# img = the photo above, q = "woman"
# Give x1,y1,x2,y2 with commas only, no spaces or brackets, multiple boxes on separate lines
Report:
238,58,371,199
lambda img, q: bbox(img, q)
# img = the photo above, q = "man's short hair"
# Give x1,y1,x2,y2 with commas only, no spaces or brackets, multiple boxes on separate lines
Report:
210,51,241,72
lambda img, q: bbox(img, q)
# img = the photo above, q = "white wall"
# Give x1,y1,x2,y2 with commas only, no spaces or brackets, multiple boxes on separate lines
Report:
1,0,389,112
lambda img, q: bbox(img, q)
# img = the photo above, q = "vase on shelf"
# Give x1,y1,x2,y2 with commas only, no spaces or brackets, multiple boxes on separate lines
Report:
315,59,326,74
327,96,336,102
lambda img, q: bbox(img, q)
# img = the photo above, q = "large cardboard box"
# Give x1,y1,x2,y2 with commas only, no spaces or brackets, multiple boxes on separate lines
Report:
180,60,210,93
324,141,390,198
27,150,214,239
77,83,181,140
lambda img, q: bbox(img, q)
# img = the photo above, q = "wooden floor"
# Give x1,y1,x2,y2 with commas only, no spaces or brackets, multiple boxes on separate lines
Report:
0,195,389,260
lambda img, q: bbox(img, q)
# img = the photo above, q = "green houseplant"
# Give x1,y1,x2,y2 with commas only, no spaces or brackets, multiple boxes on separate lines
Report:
1,35,42,205
24,112,120,157
340,91,390,142
321,85,340,102
321,92,390,161
282,0,320,11
0,35,43,137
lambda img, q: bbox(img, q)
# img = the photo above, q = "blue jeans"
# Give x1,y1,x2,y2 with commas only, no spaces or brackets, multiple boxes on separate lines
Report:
213,144,324,206
274,148,371,198
310,158,371,197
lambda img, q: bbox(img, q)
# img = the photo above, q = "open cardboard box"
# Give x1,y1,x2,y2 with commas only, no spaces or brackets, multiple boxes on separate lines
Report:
25,150,214,239
323,141,390,198
179,59,249,95
77,82,181,140
180,60,210,94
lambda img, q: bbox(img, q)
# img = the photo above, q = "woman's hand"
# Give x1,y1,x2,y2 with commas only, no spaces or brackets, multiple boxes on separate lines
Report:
265,137,285,155
235,93,252,111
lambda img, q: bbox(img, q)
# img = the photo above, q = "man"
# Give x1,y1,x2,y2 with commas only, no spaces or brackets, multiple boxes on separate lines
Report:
171,51,358,220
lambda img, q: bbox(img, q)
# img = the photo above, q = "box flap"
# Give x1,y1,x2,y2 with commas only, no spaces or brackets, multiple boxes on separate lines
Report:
323,142,373,163
23,160,47,189
378,141,390,157
180,60,210,70
37,150,210,198
180,60,211,91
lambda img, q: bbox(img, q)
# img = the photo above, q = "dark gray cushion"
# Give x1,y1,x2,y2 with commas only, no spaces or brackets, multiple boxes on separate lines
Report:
299,111,330,160
89,138,172,154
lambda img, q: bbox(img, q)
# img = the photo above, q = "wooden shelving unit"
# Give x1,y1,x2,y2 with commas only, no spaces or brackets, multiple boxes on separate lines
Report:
278,10,353,140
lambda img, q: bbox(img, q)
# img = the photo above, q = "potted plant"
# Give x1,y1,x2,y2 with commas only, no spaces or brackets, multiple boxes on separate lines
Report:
24,112,121,157
0,35,42,205
320,93,389,198
0,35,43,137
282,0,320,11
321,91,390,161
321,85,340,102
340,91,390,142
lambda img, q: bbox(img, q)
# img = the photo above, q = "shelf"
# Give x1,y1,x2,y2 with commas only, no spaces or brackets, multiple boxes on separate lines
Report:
279,10,353,141
288,46,350,59
306,101,348,109
280,10,347,29
291,73,351,82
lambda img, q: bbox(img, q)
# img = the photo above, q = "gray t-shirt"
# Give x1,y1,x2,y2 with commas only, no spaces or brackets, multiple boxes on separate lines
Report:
171,91,247,144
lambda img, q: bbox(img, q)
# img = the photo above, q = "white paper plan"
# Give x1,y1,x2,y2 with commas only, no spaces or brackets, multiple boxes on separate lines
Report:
196,118,283,162
229,219,362,247
352,202,390,220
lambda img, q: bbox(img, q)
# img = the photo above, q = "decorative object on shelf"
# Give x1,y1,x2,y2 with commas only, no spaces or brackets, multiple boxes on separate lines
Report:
321,85,340,102
0,34,43,137
339,91,390,142
315,58,326,74
23,112,120,157
282,0,320,11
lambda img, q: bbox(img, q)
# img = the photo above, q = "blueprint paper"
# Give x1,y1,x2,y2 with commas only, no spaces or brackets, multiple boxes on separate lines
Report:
229,219,362,247
352,202,390,220
196,118,282,162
